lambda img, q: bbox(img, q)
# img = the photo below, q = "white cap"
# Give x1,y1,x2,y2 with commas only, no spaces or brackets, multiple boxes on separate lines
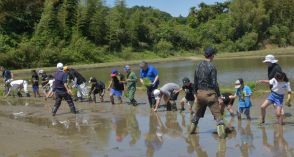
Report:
38,69,44,74
234,80,241,89
263,54,278,63
153,89,161,99
57,63,63,70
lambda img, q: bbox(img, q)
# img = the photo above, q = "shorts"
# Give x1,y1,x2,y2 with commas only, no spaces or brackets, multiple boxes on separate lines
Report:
93,89,104,96
32,85,39,92
110,88,122,97
194,90,222,120
238,107,250,116
181,97,194,106
170,92,179,101
267,92,284,107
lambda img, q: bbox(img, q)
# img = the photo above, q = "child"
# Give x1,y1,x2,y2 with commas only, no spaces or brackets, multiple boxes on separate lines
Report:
89,77,105,103
39,70,49,97
124,65,138,106
220,92,235,117
179,77,195,114
107,69,125,104
231,79,252,120
31,70,41,97
257,72,291,125
44,75,55,99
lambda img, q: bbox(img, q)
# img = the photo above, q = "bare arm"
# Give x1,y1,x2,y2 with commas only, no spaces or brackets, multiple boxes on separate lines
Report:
153,97,161,112
4,87,11,97
107,80,113,89
256,80,270,84
153,75,159,85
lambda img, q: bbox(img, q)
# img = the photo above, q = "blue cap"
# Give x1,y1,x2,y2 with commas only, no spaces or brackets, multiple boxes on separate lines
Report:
112,69,118,74
204,47,216,57
124,65,130,71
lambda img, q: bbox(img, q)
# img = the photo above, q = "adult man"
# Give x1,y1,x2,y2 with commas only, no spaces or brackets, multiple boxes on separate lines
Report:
52,63,78,116
64,66,88,101
124,65,138,106
139,61,160,108
263,54,282,80
153,83,180,112
0,66,13,94
192,47,225,138
4,80,30,97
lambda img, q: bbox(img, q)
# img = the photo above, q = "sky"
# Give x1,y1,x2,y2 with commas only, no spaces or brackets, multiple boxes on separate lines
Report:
105,0,225,17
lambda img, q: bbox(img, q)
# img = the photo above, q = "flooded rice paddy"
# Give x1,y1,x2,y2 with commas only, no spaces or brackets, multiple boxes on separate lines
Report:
1,55,294,157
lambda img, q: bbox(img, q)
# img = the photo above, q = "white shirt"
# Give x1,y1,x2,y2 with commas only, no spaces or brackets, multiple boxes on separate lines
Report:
48,79,54,88
269,78,291,95
10,80,25,87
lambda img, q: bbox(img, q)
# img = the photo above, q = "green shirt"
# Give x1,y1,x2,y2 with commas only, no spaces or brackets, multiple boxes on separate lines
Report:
127,72,137,88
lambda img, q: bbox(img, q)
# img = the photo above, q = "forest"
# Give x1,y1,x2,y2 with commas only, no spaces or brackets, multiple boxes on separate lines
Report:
0,0,293,68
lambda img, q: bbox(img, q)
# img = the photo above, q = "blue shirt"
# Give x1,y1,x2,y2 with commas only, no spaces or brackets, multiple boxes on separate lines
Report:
236,85,252,108
140,65,159,83
2,70,12,81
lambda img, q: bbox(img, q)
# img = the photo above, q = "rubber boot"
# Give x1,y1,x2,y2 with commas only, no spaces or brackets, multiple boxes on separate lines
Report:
17,91,22,97
52,106,59,116
190,123,197,134
26,93,30,97
70,106,78,114
217,124,226,138
171,102,177,111
131,99,138,106
166,103,172,111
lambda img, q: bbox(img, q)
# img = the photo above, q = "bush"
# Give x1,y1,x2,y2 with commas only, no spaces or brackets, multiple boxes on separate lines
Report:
154,39,173,57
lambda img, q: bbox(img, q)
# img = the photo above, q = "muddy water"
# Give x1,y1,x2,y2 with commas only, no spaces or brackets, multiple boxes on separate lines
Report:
1,91,294,157
2,55,294,157
13,55,294,87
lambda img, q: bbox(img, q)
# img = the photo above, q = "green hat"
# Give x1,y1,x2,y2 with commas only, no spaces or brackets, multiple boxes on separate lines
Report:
182,77,190,84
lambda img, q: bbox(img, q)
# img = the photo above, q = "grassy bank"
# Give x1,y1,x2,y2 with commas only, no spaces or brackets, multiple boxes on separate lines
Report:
11,47,294,74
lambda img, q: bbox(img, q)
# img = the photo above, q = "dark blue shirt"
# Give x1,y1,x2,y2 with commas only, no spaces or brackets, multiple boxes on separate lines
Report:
140,65,159,83
2,70,12,81
53,70,68,92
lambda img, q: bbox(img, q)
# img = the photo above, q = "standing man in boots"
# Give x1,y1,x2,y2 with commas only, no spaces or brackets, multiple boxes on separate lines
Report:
139,61,160,108
52,63,78,116
191,47,226,138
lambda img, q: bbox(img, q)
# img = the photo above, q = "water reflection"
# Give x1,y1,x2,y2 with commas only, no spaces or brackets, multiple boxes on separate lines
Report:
145,112,164,157
261,125,294,157
186,135,208,157
236,121,255,157
165,112,183,137
127,106,141,146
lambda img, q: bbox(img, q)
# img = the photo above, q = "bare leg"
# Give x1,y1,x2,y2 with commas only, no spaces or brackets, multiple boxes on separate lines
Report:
110,95,114,104
227,104,234,116
118,96,122,104
275,106,284,125
260,100,271,124
180,99,185,111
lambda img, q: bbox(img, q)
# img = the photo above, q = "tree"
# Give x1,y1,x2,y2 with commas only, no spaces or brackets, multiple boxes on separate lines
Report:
106,0,129,51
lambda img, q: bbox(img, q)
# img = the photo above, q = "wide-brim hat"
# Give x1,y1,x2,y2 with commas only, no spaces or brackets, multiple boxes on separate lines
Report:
263,54,278,63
